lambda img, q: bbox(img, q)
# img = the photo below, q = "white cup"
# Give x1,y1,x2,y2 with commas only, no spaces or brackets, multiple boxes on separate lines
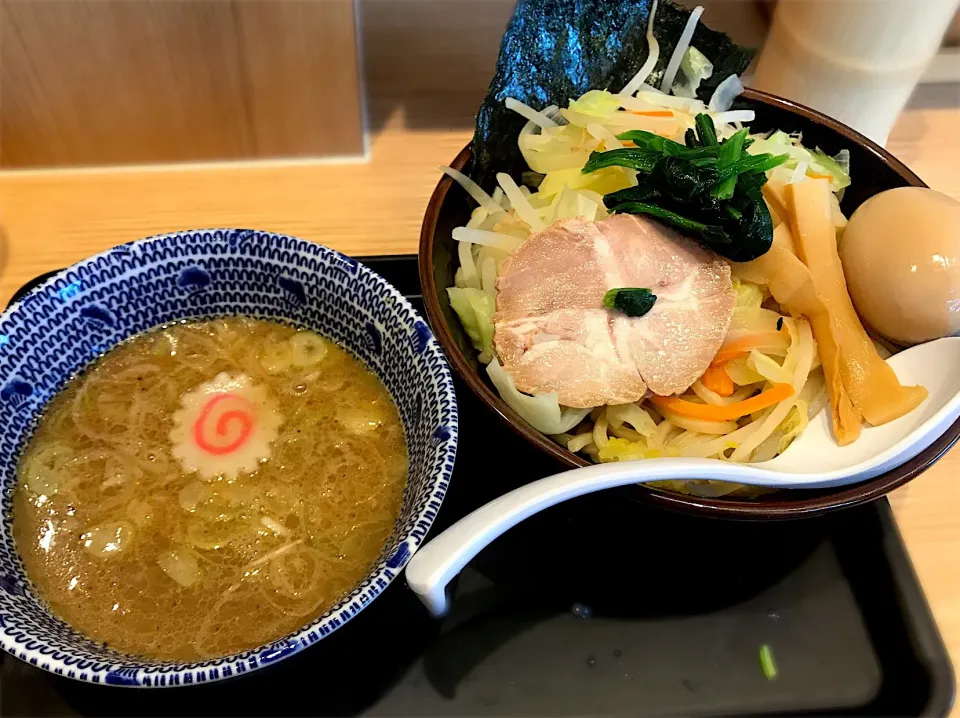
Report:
752,0,960,145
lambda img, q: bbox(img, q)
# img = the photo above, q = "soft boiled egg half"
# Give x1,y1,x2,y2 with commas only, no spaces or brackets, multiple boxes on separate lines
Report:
840,187,960,346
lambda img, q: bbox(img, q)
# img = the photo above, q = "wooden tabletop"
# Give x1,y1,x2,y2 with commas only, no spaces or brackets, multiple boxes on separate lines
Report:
1,107,958,709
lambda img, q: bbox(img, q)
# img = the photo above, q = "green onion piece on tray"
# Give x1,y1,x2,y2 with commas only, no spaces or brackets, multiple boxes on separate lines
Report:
759,644,778,680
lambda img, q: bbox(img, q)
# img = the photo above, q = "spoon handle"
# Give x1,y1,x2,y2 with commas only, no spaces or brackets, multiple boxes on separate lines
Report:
405,457,728,617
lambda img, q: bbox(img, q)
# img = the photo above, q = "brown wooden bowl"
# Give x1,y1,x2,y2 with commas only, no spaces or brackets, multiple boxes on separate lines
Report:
419,88,960,520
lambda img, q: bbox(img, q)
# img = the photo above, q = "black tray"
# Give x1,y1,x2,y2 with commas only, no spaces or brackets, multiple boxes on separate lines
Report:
1,255,954,717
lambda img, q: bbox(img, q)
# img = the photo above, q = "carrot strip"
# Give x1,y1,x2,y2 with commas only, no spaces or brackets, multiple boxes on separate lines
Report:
710,331,786,367
806,171,832,181
701,366,734,397
632,110,674,117
650,384,795,421
711,348,748,366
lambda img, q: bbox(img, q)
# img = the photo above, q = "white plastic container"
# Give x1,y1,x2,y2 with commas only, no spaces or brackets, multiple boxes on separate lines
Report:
752,0,960,146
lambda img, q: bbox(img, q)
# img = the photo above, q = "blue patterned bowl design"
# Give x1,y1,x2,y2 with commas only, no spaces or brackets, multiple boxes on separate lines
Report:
0,229,458,687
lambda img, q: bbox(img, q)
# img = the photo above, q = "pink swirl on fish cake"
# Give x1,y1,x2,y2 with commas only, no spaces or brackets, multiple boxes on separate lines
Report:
192,393,256,455
170,373,282,479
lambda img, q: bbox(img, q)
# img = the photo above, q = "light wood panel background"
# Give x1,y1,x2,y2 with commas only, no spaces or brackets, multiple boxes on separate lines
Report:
0,0,364,168
2,0,954,169
359,0,514,131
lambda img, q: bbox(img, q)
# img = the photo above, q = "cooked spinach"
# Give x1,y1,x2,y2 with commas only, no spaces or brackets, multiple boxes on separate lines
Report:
603,288,658,317
695,113,719,147
584,114,787,261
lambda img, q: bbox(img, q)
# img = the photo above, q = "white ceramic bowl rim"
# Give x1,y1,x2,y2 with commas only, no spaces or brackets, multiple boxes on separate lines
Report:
0,229,458,687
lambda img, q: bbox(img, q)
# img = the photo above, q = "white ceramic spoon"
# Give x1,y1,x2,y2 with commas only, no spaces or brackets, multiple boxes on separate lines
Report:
406,336,960,617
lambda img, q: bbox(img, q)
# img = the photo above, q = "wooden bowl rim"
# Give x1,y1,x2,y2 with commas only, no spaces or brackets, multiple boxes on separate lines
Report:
418,87,960,519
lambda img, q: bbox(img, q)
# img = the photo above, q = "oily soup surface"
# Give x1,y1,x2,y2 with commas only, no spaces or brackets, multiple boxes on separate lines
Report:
12,318,408,661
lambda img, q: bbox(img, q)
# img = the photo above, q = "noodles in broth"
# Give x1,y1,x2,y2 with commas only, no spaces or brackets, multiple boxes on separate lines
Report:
12,318,408,661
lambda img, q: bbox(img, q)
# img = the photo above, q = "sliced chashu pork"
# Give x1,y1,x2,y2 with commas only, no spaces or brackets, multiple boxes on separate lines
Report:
494,213,735,408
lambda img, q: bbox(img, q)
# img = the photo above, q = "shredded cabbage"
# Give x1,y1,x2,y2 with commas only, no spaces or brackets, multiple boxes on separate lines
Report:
636,84,706,113
568,90,622,118
732,278,764,309
789,160,809,185
598,437,664,462
563,107,685,135
486,359,591,434
730,304,785,330
747,131,851,190
660,6,704,93
548,185,600,223
778,400,809,453
723,357,765,386
811,151,850,189
606,403,658,438
447,287,496,361
672,46,714,99
747,349,793,385
586,122,624,151
519,122,599,173
832,149,851,176
537,166,636,199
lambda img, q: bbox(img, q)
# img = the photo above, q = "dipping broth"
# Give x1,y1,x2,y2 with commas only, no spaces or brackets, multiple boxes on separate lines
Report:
12,318,407,661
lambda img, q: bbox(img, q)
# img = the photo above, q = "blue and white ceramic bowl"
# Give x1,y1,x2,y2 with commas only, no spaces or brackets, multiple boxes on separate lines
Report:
0,229,458,687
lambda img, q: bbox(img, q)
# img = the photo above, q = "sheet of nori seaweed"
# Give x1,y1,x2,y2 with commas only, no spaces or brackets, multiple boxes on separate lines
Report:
470,0,754,189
